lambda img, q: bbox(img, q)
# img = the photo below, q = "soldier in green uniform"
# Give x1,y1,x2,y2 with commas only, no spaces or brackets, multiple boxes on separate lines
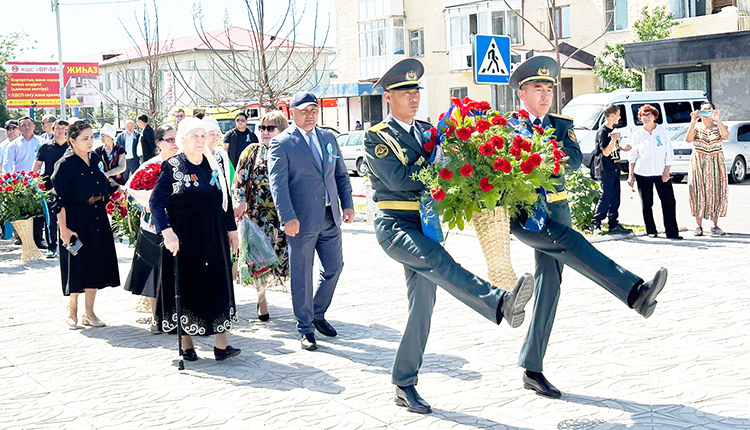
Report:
507,57,669,399
364,58,535,414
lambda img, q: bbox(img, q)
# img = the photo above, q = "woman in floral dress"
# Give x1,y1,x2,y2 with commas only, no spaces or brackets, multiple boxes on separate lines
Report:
233,111,290,321
685,102,729,236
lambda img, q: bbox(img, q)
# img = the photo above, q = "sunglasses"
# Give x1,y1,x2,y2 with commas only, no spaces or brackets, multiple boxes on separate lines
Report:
175,114,185,119
258,125,277,132
160,138,176,143
235,118,247,123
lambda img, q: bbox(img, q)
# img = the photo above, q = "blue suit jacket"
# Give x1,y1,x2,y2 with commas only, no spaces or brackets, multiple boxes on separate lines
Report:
267,125,354,233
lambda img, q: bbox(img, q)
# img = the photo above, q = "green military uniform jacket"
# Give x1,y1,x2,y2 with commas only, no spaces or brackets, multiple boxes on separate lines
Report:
363,115,433,201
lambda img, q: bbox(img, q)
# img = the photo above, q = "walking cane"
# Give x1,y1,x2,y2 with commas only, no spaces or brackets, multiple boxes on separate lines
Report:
174,253,184,370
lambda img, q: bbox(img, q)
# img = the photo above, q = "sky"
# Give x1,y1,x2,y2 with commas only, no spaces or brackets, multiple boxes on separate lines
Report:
3,0,336,62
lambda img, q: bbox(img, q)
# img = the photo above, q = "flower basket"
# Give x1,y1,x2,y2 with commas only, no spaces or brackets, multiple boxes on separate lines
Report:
10,217,44,262
415,97,569,287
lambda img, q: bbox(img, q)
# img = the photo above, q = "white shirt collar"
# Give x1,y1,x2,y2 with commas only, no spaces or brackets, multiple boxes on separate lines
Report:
528,112,546,125
392,116,415,133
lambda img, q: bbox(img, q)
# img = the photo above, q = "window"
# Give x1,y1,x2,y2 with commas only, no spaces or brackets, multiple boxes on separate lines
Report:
358,18,404,58
737,124,750,142
656,66,711,100
347,133,364,146
550,6,571,39
605,0,627,31
337,134,349,148
664,101,695,124
116,72,122,89
631,103,664,126
492,10,523,45
107,72,113,91
409,29,424,57
669,0,706,19
450,87,468,100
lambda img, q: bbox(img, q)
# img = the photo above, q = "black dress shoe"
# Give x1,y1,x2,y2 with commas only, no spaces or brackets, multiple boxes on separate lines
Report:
301,333,317,351
523,370,562,399
181,348,198,361
633,267,668,318
312,318,337,337
214,345,241,361
668,235,684,240
257,304,270,322
394,385,432,414
498,273,534,328
609,224,633,235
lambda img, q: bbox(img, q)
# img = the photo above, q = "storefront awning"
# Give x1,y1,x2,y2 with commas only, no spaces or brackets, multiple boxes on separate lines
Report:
311,82,377,99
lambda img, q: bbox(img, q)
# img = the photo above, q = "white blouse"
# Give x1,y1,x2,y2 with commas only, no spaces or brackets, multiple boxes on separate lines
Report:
629,125,673,177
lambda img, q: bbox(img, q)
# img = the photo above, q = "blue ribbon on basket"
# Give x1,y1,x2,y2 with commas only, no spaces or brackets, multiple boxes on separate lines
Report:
420,197,444,244
209,169,222,189
523,189,548,232
326,143,339,164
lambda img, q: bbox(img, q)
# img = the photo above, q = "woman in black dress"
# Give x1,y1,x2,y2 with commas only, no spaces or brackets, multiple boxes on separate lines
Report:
150,118,241,361
52,121,120,328
124,124,179,332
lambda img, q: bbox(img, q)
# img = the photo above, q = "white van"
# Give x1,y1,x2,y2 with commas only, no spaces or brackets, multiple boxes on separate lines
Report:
561,89,708,170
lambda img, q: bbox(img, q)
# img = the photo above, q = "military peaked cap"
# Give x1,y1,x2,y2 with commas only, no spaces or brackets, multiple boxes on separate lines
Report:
509,56,559,90
373,58,424,92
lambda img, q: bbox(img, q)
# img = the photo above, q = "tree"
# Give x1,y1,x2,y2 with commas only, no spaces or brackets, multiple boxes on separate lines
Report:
0,32,34,124
595,6,679,92
171,0,331,110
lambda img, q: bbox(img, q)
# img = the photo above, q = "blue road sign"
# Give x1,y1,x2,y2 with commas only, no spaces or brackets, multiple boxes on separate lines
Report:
473,34,511,85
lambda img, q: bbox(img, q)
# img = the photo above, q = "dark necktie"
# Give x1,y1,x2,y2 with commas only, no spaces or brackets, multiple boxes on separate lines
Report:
306,131,323,170
533,118,542,127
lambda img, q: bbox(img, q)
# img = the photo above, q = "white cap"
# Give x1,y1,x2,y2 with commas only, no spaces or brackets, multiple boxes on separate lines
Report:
100,123,117,139
202,116,220,132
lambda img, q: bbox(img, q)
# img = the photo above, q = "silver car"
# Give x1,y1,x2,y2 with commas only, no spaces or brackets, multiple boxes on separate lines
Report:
670,121,750,184
336,131,369,176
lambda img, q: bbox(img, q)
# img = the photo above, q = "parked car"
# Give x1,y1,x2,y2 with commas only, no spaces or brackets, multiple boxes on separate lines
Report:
336,131,368,176
561,89,707,171
670,121,750,184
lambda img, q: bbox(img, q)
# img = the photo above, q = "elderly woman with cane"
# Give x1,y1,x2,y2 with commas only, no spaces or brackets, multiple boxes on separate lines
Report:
149,118,241,361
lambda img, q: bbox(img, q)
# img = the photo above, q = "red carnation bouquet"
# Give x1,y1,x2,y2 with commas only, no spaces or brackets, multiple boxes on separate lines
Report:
415,96,568,230
130,163,161,190
107,190,140,244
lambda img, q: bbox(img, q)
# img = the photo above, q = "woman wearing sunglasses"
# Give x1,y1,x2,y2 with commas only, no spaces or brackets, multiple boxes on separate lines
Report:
123,124,179,332
233,111,290,321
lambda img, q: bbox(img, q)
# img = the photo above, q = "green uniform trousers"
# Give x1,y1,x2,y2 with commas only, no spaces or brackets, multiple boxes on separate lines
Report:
374,209,506,387
510,201,643,372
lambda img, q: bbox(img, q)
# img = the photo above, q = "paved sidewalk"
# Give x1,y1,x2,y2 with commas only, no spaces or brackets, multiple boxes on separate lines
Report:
1,224,749,429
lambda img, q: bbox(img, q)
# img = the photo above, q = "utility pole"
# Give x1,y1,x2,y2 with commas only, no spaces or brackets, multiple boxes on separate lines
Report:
53,0,66,119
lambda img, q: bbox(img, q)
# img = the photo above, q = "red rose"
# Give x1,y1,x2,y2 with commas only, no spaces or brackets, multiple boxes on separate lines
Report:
477,101,491,111
445,125,455,137
119,206,128,217
429,127,438,140
510,146,522,159
550,139,559,149
423,140,435,153
4,186,13,192
460,105,472,118
38,184,46,191
479,177,493,192
522,140,533,152
460,164,474,177
491,115,507,126
475,119,491,133
553,148,564,161
553,162,561,175
22,180,28,186
456,127,472,141
520,160,535,174
528,153,543,167
512,135,525,148
439,168,453,180
462,96,473,105
492,157,512,174
533,125,546,135
478,141,495,157
431,187,446,200
451,97,462,106
517,109,530,119
106,202,115,214
20,170,25,175
490,135,505,150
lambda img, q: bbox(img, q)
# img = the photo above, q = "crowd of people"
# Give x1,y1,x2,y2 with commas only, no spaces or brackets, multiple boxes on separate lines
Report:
0,56,735,412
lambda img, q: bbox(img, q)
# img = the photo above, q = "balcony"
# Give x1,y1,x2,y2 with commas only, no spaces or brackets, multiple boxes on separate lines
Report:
671,8,750,37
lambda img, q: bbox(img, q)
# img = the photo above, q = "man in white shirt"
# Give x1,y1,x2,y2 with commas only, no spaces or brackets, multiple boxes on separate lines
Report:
115,120,141,180
0,120,21,175
3,117,42,174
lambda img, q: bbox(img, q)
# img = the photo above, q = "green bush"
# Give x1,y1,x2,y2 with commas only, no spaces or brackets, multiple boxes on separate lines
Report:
566,167,601,231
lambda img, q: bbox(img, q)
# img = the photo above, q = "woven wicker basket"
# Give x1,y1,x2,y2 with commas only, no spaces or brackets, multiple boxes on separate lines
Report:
472,207,517,291
10,218,44,262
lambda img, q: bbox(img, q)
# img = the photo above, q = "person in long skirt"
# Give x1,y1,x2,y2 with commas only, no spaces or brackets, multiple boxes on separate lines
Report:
52,121,120,328
149,118,241,361
123,125,179,332
685,102,729,236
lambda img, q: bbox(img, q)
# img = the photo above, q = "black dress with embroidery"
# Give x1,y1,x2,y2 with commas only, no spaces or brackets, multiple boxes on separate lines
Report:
149,153,238,336
51,149,120,296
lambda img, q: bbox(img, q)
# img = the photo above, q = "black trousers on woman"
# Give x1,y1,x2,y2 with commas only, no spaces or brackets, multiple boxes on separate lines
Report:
635,174,679,238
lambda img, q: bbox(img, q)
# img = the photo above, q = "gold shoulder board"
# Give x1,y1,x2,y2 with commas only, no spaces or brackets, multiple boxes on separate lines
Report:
549,113,574,122
368,122,388,132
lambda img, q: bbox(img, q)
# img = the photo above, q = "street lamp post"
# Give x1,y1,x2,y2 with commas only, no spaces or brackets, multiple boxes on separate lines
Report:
53,0,66,120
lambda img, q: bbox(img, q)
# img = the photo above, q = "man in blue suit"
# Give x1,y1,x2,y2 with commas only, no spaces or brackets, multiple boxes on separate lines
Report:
268,91,355,351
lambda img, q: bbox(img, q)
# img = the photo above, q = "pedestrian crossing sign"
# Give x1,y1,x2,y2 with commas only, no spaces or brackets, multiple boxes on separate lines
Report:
473,34,511,85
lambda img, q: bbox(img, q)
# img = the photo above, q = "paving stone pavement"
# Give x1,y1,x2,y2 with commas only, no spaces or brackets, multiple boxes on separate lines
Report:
1,224,749,430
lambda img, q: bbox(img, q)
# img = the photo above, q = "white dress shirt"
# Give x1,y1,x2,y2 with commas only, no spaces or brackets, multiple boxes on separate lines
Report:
3,135,41,173
629,125,673,177
393,117,422,144
124,132,136,159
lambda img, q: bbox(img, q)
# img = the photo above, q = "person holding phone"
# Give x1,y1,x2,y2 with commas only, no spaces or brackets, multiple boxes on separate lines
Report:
591,104,633,235
685,102,729,236
51,121,121,329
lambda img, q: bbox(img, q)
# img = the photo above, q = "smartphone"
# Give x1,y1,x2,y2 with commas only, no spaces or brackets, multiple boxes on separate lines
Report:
67,236,83,256
698,110,712,117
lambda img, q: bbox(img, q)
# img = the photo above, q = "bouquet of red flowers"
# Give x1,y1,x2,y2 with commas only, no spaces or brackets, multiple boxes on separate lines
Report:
130,163,161,190
107,190,140,244
416,96,568,229
0,171,49,224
